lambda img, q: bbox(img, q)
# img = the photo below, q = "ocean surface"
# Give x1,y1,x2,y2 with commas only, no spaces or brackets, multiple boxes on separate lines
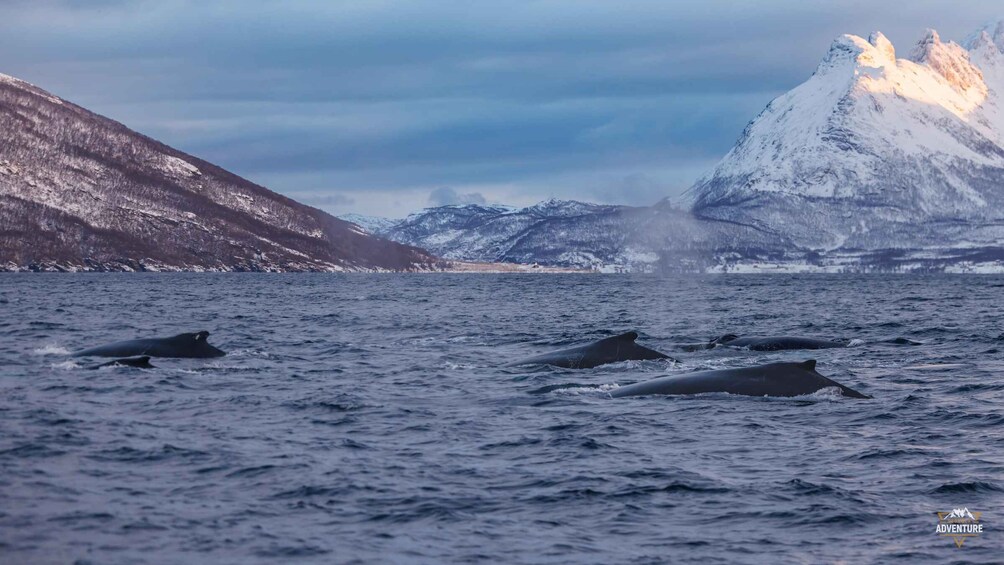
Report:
1,274,1002,564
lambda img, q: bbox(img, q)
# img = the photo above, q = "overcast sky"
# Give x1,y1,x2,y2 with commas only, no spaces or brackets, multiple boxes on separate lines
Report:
2,1,1002,217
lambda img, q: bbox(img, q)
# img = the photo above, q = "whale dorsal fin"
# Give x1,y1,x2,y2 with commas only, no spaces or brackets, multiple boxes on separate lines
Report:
612,331,638,342
798,359,817,371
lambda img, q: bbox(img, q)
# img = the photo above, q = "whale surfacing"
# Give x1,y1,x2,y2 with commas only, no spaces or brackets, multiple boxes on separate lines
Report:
710,335,846,351
73,331,225,358
610,360,870,399
505,331,675,369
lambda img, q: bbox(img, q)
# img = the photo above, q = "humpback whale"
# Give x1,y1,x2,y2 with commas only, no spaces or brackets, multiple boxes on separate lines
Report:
73,331,226,358
504,332,675,369
708,335,846,351
610,360,870,399
89,356,155,370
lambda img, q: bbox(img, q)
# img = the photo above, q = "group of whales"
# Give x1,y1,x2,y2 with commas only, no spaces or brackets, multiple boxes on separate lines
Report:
505,331,873,399
72,329,875,399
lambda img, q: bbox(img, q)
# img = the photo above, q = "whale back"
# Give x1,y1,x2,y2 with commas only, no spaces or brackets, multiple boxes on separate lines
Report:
611,360,870,399
158,331,225,358
74,330,225,358
714,335,846,351
505,331,673,369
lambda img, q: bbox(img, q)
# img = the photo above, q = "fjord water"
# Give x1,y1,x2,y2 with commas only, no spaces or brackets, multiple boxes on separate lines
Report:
1,274,1002,564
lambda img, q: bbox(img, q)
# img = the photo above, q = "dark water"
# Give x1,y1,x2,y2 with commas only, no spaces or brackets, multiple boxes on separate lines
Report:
1,274,1002,564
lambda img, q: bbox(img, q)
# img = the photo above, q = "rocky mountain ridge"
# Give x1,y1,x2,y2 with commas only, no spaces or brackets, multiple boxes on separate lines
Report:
0,73,436,272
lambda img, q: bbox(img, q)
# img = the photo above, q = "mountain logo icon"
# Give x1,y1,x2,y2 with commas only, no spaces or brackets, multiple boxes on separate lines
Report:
935,508,984,548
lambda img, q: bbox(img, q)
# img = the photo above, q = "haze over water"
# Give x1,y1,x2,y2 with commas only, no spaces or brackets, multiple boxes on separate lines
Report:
1,274,1002,563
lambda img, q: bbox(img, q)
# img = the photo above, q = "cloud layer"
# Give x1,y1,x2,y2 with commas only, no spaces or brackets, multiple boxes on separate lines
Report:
2,1,1000,216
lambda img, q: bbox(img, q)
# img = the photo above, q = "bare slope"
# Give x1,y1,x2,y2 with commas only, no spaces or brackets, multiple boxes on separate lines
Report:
0,73,435,272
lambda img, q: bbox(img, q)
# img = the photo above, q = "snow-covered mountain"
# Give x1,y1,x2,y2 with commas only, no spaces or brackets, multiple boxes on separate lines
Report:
375,199,789,272
0,73,435,272
373,23,1004,272
689,26,1004,253
382,199,625,264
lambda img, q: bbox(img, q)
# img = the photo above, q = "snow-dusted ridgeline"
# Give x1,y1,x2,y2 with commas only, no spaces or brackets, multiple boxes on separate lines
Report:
0,73,436,272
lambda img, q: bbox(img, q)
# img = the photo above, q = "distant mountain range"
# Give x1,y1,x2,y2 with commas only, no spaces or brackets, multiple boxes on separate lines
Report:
344,199,787,272
0,73,435,272
346,22,1004,273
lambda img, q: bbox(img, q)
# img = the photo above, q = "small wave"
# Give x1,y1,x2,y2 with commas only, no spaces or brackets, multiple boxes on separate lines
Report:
342,438,370,449
0,443,67,458
51,360,81,370
226,464,282,478
271,485,345,499
547,435,611,450
847,339,865,347
601,358,680,371
806,387,853,401
47,511,115,524
33,344,70,355
784,479,866,503
930,481,1003,494
856,448,924,460
950,383,1004,393
785,478,837,495
227,349,272,358
255,545,331,558
283,397,369,412
121,520,169,531
539,383,620,396
87,444,211,464
612,482,730,496
480,437,543,450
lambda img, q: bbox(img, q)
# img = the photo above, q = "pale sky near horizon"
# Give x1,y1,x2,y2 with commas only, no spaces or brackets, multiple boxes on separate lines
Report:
2,0,1002,217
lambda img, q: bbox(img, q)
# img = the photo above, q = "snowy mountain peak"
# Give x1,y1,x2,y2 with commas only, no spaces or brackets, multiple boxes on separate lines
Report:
868,31,896,62
909,28,943,62
818,34,886,72
690,23,1004,251
968,31,1000,59
908,29,986,98
964,21,1004,52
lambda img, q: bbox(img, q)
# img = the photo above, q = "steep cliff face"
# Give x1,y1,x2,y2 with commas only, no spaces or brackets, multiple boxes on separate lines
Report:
688,27,1004,251
0,73,435,272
